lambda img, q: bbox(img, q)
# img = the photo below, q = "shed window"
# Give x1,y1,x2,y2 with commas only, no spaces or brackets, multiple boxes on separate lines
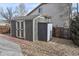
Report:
17,30,20,36
21,22,24,29
17,22,20,29
21,30,24,37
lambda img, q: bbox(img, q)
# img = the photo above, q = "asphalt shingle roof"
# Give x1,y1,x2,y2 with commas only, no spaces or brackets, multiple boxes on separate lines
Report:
12,15,39,20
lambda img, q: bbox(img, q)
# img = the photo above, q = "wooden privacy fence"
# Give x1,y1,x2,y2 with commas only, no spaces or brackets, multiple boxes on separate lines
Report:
53,27,70,39
0,25,10,34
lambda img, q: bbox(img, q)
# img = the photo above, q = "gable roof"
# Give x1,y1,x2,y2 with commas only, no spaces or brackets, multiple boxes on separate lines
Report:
27,3,47,16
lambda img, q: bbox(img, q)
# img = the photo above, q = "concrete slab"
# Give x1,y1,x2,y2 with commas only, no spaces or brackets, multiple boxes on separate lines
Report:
0,37,23,56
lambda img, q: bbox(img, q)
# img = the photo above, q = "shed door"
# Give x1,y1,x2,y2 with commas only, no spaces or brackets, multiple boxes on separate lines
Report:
16,21,25,38
20,21,24,38
38,23,47,41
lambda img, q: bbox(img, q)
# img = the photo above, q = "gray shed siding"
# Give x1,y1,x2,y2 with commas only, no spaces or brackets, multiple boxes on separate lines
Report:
25,20,33,41
10,20,16,37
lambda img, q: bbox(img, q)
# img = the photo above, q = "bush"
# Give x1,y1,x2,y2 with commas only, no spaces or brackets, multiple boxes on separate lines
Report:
70,15,79,46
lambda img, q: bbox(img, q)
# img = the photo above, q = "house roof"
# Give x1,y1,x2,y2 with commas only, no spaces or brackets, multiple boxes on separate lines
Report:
12,15,39,20
27,3,47,16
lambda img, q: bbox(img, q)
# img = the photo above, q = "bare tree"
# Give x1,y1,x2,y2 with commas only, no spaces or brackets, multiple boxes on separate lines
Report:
0,7,15,23
0,3,27,22
16,3,27,16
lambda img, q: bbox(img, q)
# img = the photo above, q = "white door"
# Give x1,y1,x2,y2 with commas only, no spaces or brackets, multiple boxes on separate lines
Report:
47,23,53,41
16,21,25,38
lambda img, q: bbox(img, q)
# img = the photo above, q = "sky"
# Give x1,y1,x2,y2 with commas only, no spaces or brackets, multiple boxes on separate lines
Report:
0,3,40,20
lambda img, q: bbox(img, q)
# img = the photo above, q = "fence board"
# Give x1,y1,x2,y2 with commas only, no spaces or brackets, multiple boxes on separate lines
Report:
53,27,70,39
0,25,10,34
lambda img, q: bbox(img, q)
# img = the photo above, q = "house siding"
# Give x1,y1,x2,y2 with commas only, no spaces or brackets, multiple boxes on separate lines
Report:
25,20,33,41
30,9,39,15
29,3,71,28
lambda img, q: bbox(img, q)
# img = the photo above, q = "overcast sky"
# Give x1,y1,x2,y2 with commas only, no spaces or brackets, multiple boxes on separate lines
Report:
0,3,40,20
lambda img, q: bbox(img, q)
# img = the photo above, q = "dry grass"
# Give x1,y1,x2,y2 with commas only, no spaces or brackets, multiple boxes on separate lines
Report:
21,37,79,56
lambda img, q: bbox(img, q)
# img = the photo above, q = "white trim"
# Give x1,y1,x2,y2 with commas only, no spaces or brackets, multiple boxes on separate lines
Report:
19,22,21,38
47,23,53,41
33,15,51,41
24,21,25,39
16,21,18,37
33,17,35,41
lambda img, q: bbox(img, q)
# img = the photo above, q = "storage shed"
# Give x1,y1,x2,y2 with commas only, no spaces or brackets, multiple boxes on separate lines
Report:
10,15,53,41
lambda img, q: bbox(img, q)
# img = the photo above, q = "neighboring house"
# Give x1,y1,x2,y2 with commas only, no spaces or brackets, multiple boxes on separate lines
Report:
27,3,71,28
10,3,72,41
